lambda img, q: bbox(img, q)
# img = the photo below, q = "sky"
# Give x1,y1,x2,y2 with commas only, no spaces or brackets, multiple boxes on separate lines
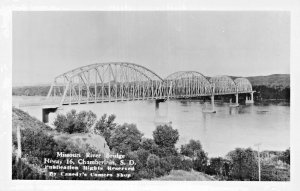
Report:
12,11,290,86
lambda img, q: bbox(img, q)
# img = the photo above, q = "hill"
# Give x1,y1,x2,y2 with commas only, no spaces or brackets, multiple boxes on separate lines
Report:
246,74,290,88
12,107,109,158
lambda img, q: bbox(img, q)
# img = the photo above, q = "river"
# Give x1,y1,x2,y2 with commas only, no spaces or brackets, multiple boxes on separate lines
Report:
13,96,290,157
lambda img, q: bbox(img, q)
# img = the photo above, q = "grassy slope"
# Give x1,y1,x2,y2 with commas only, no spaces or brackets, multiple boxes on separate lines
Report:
12,107,109,154
12,107,52,135
154,170,215,181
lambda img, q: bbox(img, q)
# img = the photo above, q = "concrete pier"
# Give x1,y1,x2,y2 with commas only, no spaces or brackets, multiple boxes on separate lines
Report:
245,92,254,104
42,105,59,123
235,93,239,105
203,95,216,113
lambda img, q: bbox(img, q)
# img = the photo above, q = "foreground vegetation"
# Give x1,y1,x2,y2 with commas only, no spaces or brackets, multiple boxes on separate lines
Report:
12,108,290,180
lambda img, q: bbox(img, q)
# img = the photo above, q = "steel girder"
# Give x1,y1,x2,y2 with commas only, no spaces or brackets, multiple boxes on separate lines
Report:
234,78,253,92
47,64,254,106
209,75,237,94
165,71,213,98
47,62,165,105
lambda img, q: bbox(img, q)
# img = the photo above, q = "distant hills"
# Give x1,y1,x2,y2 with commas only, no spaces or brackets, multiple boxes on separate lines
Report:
246,74,290,88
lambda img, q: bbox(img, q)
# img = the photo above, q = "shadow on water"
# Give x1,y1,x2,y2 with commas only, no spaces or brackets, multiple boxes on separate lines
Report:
254,100,290,106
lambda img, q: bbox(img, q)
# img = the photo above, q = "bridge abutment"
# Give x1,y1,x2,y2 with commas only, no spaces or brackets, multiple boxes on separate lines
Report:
42,105,59,123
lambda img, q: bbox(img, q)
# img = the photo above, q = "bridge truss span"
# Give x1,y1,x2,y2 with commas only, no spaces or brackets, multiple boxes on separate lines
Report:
234,78,253,93
209,75,237,95
165,71,213,98
46,63,255,106
47,62,166,105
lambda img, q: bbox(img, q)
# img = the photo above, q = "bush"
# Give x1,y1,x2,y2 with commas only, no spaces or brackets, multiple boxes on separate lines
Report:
153,125,179,149
206,157,231,177
226,148,258,180
94,114,117,145
53,114,68,132
21,129,58,165
279,148,290,165
181,139,203,157
261,164,290,181
193,150,208,172
136,149,150,167
146,154,160,178
53,110,97,134
109,123,143,153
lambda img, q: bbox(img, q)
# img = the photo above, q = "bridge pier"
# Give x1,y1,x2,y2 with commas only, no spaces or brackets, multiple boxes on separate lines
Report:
154,99,170,123
203,95,216,113
235,93,239,106
211,95,215,112
155,99,166,110
245,92,254,104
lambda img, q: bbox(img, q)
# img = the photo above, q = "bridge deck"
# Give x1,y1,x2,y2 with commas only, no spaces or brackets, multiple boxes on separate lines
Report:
61,91,254,105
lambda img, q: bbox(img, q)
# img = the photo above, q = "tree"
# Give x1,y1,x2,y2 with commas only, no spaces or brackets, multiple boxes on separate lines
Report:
136,149,150,167
53,114,68,132
74,110,97,133
94,114,117,145
153,125,179,149
21,129,58,165
208,157,227,176
226,148,258,180
146,154,160,178
280,148,290,165
53,110,97,134
77,111,97,131
140,138,160,155
193,150,208,172
261,164,290,181
109,123,143,153
180,139,203,158
94,114,117,134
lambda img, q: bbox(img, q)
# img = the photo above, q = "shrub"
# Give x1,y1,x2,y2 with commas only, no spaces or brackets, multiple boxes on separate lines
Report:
94,114,117,145
181,139,203,157
226,148,258,180
53,110,97,134
53,114,68,132
193,150,208,172
206,157,230,177
153,125,179,149
136,149,150,167
109,123,143,153
159,157,174,173
146,154,160,178
21,128,58,165
261,164,290,181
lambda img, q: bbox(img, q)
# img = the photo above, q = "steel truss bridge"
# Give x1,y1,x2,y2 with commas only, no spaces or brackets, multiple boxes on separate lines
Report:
46,62,254,107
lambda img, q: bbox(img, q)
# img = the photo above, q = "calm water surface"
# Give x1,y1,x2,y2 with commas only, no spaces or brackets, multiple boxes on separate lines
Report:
16,97,290,157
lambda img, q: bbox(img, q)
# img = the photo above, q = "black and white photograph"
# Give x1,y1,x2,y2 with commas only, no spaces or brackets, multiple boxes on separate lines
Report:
1,0,300,190
11,10,290,181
